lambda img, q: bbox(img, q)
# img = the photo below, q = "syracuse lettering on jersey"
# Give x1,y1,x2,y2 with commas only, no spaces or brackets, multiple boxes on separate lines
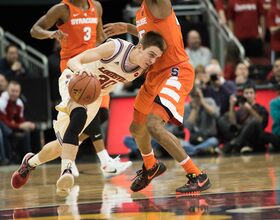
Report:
136,17,147,28
71,17,98,25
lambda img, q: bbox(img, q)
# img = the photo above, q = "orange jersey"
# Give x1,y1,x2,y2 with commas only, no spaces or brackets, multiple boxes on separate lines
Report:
135,1,189,72
58,0,98,60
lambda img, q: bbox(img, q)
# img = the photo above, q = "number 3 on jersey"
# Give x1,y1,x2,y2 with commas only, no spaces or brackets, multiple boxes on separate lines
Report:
83,26,91,41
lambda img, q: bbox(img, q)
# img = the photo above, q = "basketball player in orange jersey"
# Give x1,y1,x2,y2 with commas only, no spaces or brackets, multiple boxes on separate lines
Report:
30,0,132,178
11,31,166,196
103,0,211,195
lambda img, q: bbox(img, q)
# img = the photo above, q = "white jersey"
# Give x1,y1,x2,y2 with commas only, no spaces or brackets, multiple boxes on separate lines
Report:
54,38,146,140
85,38,146,96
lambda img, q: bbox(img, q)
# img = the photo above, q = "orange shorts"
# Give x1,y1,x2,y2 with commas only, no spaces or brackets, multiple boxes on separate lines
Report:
134,62,194,125
100,94,110,109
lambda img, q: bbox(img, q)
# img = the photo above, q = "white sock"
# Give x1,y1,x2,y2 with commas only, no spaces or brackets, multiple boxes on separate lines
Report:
28,154,42,167
97,150,111,166
61,159,73,173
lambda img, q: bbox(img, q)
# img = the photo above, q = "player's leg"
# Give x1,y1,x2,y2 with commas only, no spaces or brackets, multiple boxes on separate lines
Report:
56,104,87,196
83,106,132,178
147,64,211,195
11,140,62,189
129,100,167,192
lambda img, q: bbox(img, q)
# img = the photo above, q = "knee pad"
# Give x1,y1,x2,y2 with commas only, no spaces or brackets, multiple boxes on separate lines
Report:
63,107,87,145
83,110,103,141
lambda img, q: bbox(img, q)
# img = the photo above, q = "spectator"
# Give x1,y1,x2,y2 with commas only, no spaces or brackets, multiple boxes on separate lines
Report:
185,30,213,68
267,58,280,84
206,62,236,94
0,81,35,162
215,0,229,25
234,62,252,86
228,0,265,58
203,63,236,115
269,84,280,151
183,87,220,155
195,65,209,90
0,44,29,79
0,73,8,95
267,0,280,62
220,82,269,153
224,41,242,80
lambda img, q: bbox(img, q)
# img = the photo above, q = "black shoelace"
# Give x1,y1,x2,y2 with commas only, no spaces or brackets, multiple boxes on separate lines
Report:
19,165,32,178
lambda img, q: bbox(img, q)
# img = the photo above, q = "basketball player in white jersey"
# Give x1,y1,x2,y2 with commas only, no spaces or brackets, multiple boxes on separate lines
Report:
11,31,166,197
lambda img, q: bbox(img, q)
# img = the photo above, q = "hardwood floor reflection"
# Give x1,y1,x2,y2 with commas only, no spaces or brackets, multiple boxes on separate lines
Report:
0,153,279,219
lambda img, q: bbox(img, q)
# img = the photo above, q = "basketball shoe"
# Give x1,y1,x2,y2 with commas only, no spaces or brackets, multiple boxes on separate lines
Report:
101,156,132,178
130,161,167,192
71,162,79,177
176,173,211,195
11,153,35,189
56,169,74,197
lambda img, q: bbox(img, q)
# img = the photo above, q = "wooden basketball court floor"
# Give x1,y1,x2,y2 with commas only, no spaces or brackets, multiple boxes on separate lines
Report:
0,153,280,219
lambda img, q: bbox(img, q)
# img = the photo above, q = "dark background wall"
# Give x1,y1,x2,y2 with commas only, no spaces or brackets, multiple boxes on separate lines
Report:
0,0,130,56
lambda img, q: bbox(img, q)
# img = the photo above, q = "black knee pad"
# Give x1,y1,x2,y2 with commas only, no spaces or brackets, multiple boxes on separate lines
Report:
63,107,87,145
99,108,109,124
83,110,103,141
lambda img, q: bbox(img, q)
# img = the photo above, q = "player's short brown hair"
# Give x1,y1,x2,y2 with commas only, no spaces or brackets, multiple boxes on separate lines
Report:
140,31,167,52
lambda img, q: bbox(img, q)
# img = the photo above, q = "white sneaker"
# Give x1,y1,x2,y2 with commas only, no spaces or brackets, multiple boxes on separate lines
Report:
56,169,74,197
101,156,132,178
71,162,80,177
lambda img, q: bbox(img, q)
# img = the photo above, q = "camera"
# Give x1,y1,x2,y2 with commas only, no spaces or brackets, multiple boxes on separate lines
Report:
235,95,247,106
210,74,218,82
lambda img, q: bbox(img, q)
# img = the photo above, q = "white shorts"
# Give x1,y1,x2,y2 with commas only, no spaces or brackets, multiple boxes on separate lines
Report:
53,69,102,141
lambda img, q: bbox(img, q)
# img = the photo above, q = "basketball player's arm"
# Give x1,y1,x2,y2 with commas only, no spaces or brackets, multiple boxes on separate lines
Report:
67,41,115,73
145,0,171,19
103,22,138,37
94,1,107,46
30,4,68,40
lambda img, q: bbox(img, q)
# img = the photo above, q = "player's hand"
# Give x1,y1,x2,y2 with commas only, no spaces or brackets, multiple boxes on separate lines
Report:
103,22,127,37
49,30,68,41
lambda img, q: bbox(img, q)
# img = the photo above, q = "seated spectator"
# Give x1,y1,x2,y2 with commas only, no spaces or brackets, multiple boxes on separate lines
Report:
206,62,236,94
234,62,253,87
203,63,236,116
0,81,35,162
195,65,209,90
0,73,8,95
0,44,29,79
267,58,280,84
185,30,213,68
269,84,280,151
219,82,269,154
183,87,220,155
267,0,280,62
223,41,242,80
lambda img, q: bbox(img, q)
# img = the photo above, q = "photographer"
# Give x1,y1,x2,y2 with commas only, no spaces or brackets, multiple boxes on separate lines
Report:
221,82,269,154
203,63,236,116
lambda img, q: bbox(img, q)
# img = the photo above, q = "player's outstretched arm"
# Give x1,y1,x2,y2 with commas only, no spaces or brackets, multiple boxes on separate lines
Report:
103,22,138,37
30,3,68,41
67,41,116,73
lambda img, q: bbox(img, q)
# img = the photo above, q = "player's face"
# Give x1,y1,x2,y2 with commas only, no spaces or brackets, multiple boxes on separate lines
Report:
138,46,163,69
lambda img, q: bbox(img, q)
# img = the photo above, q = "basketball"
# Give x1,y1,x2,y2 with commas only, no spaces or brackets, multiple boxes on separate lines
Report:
68,73,101,105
